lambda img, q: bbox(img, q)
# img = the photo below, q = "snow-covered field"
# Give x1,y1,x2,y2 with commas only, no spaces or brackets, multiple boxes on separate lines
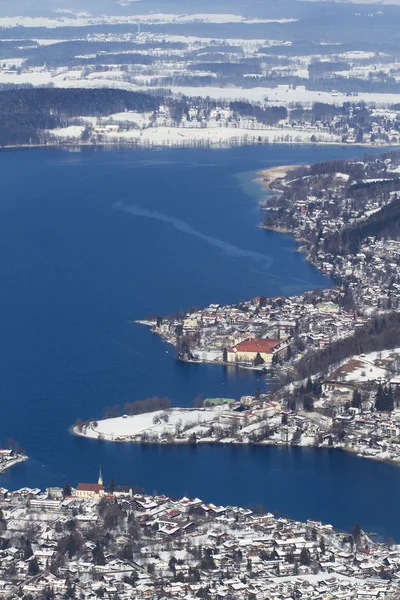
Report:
48,122,341,147
0,36,399,112
165,85,400,108
50,125,86,139
333,348,400,383
108,111,154,124
75,408,223,441
0,14,297,28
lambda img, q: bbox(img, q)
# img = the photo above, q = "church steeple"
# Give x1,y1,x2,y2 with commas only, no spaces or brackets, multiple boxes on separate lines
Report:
98,465,103,487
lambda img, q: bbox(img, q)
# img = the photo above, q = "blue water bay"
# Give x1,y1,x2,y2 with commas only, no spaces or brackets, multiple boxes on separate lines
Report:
0,144,395,538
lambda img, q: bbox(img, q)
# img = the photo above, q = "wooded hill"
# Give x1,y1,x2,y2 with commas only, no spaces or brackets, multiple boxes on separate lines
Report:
296,313,400,380
0,88,159,145
331,194,400,256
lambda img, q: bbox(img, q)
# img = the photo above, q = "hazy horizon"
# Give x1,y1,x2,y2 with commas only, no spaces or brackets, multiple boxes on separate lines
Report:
2,0,400,18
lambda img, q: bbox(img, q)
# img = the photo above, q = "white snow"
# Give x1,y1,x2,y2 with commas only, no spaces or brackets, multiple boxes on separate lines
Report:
86,71,127,82
341,51,377,60
48,121,341,147
342,348,400,383
49,126,85,139
1,69,397,111
0,14,297,29
0,70,51,86
299,435,317,446
77,408,223,441
191,349,222,361
34,39,68,46
161,84,400,108
0,58,25,68
334,173,350,181
108,111,153,125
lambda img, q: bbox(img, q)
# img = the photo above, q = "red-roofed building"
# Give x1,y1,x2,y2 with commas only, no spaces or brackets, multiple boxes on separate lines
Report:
75,467,105,499
227,338,282,365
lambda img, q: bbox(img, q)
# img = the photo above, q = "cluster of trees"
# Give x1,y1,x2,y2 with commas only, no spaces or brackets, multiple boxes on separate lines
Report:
259,42,360,58
254,352,265,366
262,155,376,234
146,58,400,93
262,149,400,280
76,397,171,429
1,85,398,149
285,377,323,413
23,39,187,69
307,75,400,95
123,396,171,416
326,189,400,255
248,425,276,443
96,397,172,420
199,548,216,570
307,156,365,177
0,88,159,146
5,437,24,455
229,101,287,125
308,60,350,77
289,102,345,125
296,313,400,380
351,389,362,409
147,65,400,95
191,60,262,76
80,53,153,66
308,154,400,257
375,384,394,412
190,45,244,56
176,337,193,361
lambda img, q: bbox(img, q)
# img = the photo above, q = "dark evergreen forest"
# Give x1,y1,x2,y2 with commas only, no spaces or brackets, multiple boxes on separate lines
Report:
0,88,159,145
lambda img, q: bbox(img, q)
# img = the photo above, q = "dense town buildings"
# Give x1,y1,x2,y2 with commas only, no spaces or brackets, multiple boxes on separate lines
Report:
140,151,400,377
0,481,399,599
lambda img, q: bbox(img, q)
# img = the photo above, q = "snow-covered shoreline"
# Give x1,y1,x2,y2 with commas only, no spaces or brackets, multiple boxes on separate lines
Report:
71,406,320,447
72,407,228,443
0,14,297,29
43,116,399,149
71,408,400,469
0,455,28,474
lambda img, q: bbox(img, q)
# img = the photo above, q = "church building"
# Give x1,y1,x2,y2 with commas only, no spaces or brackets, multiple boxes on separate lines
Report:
75,467,105,499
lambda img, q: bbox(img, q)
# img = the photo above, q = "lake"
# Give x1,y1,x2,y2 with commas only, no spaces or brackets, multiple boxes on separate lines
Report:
0,144,395,539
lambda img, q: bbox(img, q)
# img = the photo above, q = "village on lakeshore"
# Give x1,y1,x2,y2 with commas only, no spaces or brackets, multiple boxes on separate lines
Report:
10,109,400,600
5,22,400,150
28,147,400,600
4,4,400,598
140,151,400,374
0,468,399,599
72,149,400,467
72,349,400,468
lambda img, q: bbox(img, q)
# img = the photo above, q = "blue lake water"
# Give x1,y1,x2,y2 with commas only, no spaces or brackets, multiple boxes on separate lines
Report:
0,144,397,539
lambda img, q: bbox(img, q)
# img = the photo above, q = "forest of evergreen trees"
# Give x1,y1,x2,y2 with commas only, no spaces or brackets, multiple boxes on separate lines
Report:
229,101,287,125
23,40,186,69
190,60,262,76
0,88,159,146
324,186,400,255
296,313,400,380
123,397,171,416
